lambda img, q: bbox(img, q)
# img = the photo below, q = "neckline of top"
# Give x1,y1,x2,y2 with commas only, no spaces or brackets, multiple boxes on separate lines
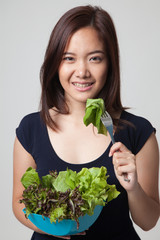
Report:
43,110,125,166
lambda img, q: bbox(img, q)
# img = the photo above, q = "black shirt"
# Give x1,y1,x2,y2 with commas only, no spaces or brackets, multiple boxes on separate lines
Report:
16,111,155,240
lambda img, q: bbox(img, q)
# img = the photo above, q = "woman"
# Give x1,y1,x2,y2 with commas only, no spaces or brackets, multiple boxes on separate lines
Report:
12,5,159,240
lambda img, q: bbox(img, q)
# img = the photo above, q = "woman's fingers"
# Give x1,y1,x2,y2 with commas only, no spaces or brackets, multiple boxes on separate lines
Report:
113,152,135,165
52,235,71,239
51,231,86,239
76,231,86,236
116,163,136,176
109,142,138,190
113,151,136,174
109,142,130,157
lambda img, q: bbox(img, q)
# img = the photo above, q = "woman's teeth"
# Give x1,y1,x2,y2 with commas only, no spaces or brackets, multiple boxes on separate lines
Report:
73,83,92,88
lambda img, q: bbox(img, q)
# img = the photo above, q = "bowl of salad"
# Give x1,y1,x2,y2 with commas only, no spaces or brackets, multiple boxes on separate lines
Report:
23,205,103,236
20,166,119,236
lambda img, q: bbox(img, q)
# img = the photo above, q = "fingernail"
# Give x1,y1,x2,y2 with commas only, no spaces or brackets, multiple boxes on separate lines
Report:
109,152,112,157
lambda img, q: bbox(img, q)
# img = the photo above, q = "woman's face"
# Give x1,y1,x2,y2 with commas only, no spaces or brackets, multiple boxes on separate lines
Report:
58,27,108,105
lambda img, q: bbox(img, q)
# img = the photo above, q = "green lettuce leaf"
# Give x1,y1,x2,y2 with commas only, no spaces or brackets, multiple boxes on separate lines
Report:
52,171,69,192
52,169,77,192
21,167,41,189
83,98,107,135
106,184,121,202
50,205,67,223
41,174,53,188
65,169,77,190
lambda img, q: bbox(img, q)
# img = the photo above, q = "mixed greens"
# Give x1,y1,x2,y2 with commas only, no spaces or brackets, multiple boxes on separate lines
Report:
20,167,120,228
83,98,107,135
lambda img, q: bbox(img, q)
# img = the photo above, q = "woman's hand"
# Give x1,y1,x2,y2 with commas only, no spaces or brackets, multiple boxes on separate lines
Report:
109,142,138,191
49,231,86,239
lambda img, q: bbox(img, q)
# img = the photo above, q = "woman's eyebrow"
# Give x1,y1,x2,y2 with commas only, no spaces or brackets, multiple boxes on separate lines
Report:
63,50,105,56
88,50,105,55
63,52,76,56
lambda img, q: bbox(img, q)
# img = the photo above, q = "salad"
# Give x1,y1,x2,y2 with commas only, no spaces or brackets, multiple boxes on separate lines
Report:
83,98,107,135
20,166,119,228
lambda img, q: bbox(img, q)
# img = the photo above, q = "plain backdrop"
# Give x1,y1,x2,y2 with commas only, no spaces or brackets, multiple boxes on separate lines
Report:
1,0,159,239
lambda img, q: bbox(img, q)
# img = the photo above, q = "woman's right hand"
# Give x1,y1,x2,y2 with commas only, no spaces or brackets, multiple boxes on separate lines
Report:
52,235,71,240
50,231,86,239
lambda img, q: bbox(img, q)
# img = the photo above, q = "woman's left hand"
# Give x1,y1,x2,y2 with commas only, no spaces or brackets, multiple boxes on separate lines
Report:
109,142,138,191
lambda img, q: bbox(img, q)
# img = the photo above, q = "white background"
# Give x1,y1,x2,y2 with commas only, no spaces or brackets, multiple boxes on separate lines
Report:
1,0,159,239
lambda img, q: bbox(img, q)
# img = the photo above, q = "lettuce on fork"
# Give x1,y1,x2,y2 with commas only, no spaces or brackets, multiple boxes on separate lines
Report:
83,98,107,135
20,167,120,227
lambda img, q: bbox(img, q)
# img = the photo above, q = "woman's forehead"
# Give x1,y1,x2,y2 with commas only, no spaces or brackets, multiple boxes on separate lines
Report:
64,27,105,54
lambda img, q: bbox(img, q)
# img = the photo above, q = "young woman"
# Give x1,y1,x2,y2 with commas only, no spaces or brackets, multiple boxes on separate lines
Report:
12,5,159,240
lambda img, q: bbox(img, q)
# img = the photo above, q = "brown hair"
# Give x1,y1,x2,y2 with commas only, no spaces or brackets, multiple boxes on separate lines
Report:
40,5,125,130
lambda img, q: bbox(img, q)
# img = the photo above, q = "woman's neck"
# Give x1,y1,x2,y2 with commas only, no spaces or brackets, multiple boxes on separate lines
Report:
65,99,87,121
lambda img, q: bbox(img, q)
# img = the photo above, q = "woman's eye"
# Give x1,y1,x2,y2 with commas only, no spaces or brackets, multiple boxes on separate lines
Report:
63,57,74,62
90,56,102,62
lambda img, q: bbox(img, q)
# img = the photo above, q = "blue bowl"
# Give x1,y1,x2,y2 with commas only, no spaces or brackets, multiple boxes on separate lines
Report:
23,205,103,236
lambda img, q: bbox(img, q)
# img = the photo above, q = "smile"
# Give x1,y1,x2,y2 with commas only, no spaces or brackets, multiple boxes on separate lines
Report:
72,82,93,88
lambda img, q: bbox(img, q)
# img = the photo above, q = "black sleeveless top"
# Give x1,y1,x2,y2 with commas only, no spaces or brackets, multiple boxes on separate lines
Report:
16,111,155,240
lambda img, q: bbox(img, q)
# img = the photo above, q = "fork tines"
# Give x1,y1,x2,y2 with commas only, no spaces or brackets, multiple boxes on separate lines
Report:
102,111,109,118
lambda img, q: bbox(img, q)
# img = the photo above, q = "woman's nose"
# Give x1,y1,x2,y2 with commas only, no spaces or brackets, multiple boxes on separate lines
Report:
75,62,91,79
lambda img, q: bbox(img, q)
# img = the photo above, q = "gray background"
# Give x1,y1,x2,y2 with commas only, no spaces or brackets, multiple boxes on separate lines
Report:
1,0,159,239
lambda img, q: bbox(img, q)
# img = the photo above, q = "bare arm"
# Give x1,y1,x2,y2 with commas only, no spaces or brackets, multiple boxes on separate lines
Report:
12,137,43,233
109,133,160,231
128,133,160,230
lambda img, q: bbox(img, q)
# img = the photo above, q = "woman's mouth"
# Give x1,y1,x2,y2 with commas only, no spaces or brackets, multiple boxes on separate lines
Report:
72,82,93,88
72,82,94,92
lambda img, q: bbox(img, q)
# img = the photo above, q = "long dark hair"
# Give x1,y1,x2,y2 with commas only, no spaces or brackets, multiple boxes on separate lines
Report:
40,5,125,130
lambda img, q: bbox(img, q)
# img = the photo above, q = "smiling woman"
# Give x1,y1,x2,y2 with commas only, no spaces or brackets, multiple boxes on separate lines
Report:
40,5,123,131
13,5,159,240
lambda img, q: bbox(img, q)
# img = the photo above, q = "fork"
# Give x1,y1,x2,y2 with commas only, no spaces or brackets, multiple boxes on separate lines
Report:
101,111,130,182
